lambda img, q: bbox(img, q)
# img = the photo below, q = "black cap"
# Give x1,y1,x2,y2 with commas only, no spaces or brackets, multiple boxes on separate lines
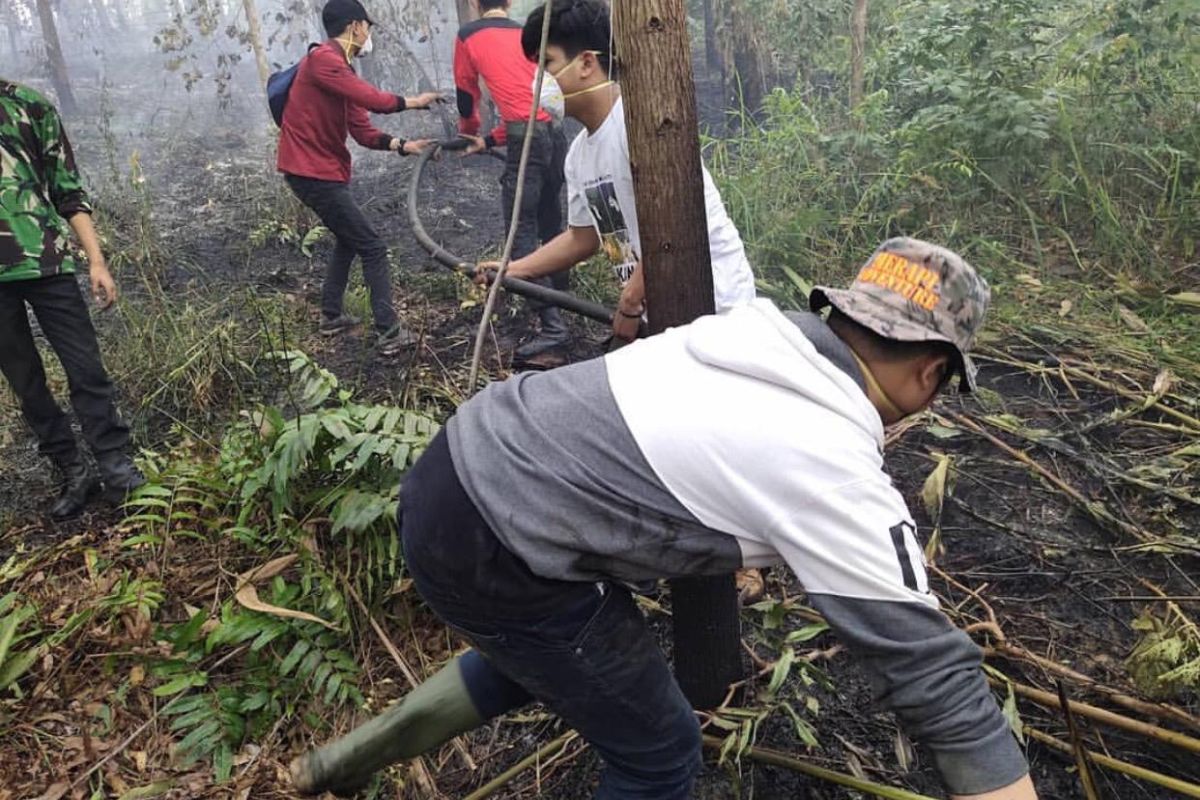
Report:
322,0,375,36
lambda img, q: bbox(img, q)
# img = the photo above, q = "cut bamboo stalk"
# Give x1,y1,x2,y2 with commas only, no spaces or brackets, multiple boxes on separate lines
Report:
1025,727,1200,798
984,641,1200,732
1057,681,1101,800
977,349,1200,432
986,677,1200,755
462,732,576,800
945,412,1200,554
700,735,937,800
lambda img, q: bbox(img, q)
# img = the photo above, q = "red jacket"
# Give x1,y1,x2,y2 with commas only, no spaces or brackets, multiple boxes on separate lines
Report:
453,17,550,148
277,40,405,183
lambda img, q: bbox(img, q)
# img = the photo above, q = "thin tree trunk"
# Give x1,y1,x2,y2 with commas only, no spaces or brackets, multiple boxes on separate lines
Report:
35,0,76,114
4,1,23,58
241,0,270,87
850,0,868,109
109,0,130,29
730,6,763,114
703,0,719,74
455,0,476,26
612,0,744,710
90,0,116,33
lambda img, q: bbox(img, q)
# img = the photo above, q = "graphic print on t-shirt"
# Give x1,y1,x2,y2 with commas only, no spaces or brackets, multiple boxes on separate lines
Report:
582,176,638,283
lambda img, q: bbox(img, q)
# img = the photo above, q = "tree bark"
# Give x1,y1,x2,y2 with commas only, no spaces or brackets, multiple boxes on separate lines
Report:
35,0,76,115
4,1,23,59
702,0,719,74
241,0,271,88
611,0,743,710
455,0,477,26
83,0,111,33
850,0,868,109
729,6,763,115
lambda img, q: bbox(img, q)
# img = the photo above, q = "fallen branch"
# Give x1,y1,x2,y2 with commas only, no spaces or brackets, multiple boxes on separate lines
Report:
462,732,577,800
977,349,1200,432
1057,681,1100,800
69,644,249,790
986,676,1200,756
944,412,1198,553
1025,727,1200,798
936,578,1200,733
700,735,936,800
983,641,1200,732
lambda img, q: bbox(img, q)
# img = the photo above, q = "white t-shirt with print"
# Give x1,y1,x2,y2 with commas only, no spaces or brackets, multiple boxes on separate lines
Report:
564,96,757,312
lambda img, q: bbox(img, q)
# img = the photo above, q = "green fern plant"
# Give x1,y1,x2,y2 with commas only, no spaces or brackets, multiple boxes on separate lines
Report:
153,577,364,781
1127,606,1200,700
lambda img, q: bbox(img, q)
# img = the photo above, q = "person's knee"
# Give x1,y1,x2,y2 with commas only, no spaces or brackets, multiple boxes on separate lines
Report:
359,238,388,262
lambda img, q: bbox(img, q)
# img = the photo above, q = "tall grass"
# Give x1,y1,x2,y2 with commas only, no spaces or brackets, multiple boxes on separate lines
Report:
705,0,1199,299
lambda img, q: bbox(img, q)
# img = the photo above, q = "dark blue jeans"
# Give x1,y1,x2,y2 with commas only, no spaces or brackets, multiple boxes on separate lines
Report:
400,430,702,798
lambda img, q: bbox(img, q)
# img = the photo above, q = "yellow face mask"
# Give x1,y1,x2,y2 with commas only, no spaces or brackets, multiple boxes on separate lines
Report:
849,351,909,421
554,50,615,100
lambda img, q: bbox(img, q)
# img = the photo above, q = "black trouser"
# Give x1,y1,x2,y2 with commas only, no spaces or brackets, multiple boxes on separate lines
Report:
0,274,130,463
400,431,702,798
501,125,571,324
284,174,398,333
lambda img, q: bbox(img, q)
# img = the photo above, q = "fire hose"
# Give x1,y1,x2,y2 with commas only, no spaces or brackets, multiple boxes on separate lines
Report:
406,138,619,327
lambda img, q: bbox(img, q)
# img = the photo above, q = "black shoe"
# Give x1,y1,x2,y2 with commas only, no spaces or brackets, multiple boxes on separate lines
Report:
513,332,570,369
377,325,420,356
319,313,361,336
97,452,146,506
50,460,100,519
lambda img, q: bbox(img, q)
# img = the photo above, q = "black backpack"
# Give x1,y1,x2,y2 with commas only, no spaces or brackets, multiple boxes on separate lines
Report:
267,43,320,127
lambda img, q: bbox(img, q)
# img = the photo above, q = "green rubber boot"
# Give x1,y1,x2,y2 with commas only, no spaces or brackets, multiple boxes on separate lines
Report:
290,654,484,797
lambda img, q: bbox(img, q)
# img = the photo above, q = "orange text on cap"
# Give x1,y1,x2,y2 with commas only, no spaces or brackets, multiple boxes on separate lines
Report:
857,252,941,311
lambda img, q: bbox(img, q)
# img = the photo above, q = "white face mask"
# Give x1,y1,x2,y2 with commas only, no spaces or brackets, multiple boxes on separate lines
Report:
358,32,374,56
536,73,565,120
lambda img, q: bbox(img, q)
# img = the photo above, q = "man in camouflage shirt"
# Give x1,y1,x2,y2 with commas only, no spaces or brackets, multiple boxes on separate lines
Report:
0,80,143,518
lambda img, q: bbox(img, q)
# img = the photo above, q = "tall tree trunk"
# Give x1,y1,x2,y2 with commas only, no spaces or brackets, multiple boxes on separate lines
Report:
109,0,131,31
90,0,116,33
703,0,720,75
455,0,476,26
729,6,763,115
850,0,868,109
612,0,743,710
35,0,76,114
241,0,271,87
4,1,23,58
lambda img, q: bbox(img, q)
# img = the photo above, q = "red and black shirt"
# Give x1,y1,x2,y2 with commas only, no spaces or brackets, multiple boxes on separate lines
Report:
453,17,551,148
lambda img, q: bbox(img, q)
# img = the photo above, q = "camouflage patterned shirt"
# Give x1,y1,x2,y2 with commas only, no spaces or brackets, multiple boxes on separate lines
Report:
0,81,93,283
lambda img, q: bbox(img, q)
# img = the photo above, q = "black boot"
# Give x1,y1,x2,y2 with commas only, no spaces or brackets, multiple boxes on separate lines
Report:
50,459,100,519
97,451,146,505
513,306,571,369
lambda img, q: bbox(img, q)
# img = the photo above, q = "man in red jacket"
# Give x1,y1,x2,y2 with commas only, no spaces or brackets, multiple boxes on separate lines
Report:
278,0,442,355
456,0,571,368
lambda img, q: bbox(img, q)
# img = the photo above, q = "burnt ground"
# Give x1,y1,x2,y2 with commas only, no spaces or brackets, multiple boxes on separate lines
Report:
2,72,1200,800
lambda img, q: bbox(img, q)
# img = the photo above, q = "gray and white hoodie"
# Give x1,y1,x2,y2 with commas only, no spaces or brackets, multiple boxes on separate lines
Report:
448,299,1028,795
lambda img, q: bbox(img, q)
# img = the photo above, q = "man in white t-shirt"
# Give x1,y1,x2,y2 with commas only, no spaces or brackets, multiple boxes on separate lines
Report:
478,0,756,366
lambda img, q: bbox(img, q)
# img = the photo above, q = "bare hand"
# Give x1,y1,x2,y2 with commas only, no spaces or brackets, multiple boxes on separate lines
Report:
473,261,501,286
90,264,117,309
612,305,642,343
460,134,487,156
407,91,447,109
402,138,438,156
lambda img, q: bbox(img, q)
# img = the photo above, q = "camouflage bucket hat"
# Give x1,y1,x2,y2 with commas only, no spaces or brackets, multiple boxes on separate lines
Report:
809,238,990,392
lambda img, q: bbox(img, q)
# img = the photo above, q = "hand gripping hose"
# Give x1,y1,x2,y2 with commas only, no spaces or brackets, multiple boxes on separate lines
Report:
406,139,618,326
